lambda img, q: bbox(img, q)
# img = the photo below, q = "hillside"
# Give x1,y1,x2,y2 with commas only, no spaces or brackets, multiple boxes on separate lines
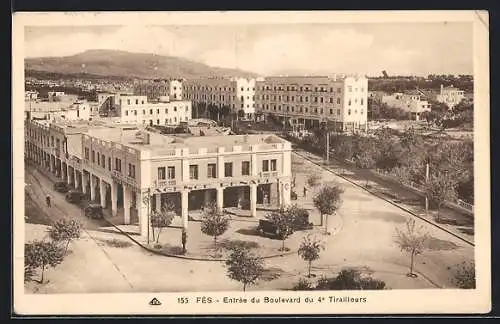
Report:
25,49,258,80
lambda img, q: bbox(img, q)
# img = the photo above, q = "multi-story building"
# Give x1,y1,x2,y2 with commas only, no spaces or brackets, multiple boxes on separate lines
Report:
436,84,465,109
381,91,431,121
254,75,368,131
24,99,92,121
182,77,256,119
133,79,184,101
25,120,292,238
116,95,192,126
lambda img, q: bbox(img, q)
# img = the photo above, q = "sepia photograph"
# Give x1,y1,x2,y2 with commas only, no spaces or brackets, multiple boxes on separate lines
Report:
12,10,490,315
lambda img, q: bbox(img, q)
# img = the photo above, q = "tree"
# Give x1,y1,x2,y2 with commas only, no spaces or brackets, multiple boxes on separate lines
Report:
297,234,324,278
225,246,264,291
452,261,475,289
425,172,458,222
394,218,429,278
48,219,82,255
25,240,65,284
200,202,230,249
313,184,344,233
150,200,176,245
265,207,295,252
315,269,386,290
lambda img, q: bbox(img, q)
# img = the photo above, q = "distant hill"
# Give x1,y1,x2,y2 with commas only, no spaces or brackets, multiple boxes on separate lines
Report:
25,49,258,80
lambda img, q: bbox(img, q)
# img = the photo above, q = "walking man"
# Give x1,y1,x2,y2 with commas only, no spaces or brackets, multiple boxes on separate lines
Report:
303,186,308,198
45,195,51,207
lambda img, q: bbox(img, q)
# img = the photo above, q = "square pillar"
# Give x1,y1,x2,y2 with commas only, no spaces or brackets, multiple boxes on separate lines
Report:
74,169,80,189
138,194,150,239
100,178,107,208
216,187,224,210
204,189,211,207
280,181,291,207
50,156,55,173
181,190,189,230
155,193,162,211
89,174,96,201
250,183,257,218
111,181,118,216
123,186,131,224
66,165,72,185
82,172,88,195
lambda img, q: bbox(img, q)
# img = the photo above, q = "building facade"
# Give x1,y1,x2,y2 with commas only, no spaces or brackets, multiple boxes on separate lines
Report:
381,91,431,121
182,77,257,119
25,120,292,239
116,95,192,126
133,79,184,101
436,84,465,109
254,75,368,131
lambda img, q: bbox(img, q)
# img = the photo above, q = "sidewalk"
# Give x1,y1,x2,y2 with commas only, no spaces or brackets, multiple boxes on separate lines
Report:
293,149,474,244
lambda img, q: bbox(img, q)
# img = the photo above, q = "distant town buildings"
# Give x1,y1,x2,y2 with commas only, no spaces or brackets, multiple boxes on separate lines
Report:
25,91,93,121
182,77,257,120
381,90,431,121
436,84,465,109
255,75,368,131
133,79,184,101
25,118,292,238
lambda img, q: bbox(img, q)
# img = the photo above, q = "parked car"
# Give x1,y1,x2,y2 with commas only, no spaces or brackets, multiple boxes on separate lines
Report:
53,181,68,193
257,219,280,238
84,203,103,219
65,190,83,204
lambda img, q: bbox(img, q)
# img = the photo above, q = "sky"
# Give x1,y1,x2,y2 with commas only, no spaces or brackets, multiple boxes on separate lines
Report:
24,23,473,77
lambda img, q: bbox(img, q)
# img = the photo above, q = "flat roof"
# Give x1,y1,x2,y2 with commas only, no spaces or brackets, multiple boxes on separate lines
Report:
86,127,286,152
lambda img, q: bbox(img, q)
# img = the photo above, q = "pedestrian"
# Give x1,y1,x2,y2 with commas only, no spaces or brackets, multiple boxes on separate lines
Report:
181,230,187,254
45,195,51,207
303,186,307,197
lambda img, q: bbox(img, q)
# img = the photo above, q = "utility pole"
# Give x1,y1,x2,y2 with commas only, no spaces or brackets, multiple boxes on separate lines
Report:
425,162,430,213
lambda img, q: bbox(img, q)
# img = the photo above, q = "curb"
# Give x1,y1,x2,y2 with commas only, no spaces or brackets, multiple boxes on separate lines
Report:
293,151,474,247
103,217,307,262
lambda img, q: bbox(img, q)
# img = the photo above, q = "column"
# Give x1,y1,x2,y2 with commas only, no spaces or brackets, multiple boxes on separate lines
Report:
66,165,72,185
123,185,131,224
138,193,149,239
251,153,258,176
74,169,80,189
82,172,88,195
204,190,211,207
50,156,55,173
111,180,117,216
280,181,291,207
216,187,224,210
155,193,162,211
90,174,96,201
250,183,257,218
181,190,189,231
100,178,107,208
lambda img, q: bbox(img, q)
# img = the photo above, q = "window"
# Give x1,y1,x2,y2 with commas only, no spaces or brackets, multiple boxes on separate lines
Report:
224,162,233,177
143,110,146,115
127,99,131,105
149,109,153,115
348,99,352,106
91,150,95,163
361,98,364,105
361,109,364,114
185,106,189,112
167,166,175,179
174,106,177,112
314,97,318,103
84,148,89,159
102,154,106,168
207,163,216,178
158,167,166,180
262,160,269,172
165,108,168,114
337,109,340,115
330,87,333,92
305,97,309,102
115,158,122,172
330,109,333,114
270,159,277,171
337,98,341,104
189,165,198,180
241,161,250,176
136,99,139,104
348,86,352,92
348,109,351,115
108,157,111,170
337,88,341,93
157,109,160,114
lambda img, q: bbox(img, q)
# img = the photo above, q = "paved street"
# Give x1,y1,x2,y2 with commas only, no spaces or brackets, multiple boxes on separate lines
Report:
24,151,474,293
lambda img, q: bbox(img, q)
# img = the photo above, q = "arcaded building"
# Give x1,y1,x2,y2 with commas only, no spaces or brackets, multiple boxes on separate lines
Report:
25,119,292,239
254,75,368,131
